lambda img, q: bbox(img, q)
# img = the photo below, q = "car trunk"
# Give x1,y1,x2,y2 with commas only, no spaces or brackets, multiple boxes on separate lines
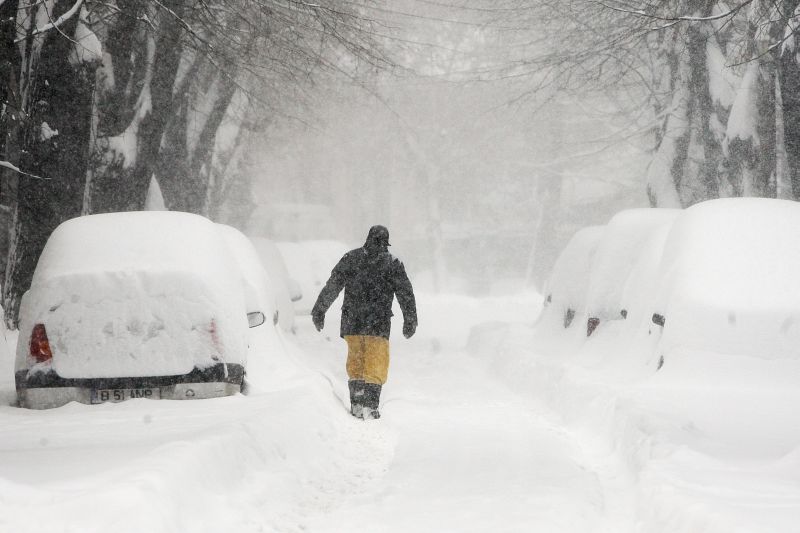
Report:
17,271,245,379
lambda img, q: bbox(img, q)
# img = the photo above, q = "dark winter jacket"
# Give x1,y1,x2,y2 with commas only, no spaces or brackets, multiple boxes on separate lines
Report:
312,237,417,339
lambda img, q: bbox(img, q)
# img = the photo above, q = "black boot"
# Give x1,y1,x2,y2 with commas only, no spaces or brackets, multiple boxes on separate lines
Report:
348,380,365,418
362,383,382,420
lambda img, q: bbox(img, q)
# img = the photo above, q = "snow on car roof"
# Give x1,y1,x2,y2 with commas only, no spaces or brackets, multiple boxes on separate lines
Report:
33,212,233,285
657,198,800,359
545,225,605,312
216,223,276,315
19,212,250,378
584,208,680,321
659,198,800,309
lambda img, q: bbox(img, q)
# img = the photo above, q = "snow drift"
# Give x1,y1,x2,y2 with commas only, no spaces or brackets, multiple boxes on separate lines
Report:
485,198,800,533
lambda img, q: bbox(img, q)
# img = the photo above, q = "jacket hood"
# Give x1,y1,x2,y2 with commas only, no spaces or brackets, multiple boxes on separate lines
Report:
364,225,391,252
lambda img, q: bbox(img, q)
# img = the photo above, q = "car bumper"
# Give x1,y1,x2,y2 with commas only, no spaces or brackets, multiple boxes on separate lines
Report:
15,363,244,409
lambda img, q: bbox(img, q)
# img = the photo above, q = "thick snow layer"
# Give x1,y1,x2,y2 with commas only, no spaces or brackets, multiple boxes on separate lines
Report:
656,198,800,360
276,240,350,314
618,211,680,328
69,17,103,65
540,225,604,333
0,292,634,533
522,200,800,530
144,176,166,211
3,285,798,531
645,62,687,208
706,37,737,108
216,224,276,318
18,212,248,378
483,328,800,531
249,237,297,332
585,209,680,323
725,62,761,146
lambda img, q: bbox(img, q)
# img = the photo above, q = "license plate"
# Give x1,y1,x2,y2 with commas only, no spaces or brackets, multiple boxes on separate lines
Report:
91,388,160,404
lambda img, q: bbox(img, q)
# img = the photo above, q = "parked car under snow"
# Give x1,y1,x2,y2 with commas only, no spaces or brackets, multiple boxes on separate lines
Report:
249,236,303,333
276,240,350,315
15,212,266,409
540,225,605,332
651,198,800,360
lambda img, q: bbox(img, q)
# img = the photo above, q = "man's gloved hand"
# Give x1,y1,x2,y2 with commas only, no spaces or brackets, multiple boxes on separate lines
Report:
403,317,417,339
312,311,325,332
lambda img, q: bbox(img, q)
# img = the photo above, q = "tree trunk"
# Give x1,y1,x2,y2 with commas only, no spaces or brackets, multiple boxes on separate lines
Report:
682,22,721,204
3,0,97,327
778,1,800,200
158,63,238,214
85,1,185,213
0,0,22,276
205,103,248,220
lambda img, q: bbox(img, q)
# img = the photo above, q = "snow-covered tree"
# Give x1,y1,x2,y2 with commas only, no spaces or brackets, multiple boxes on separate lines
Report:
0,0,386,326
515,0,800,206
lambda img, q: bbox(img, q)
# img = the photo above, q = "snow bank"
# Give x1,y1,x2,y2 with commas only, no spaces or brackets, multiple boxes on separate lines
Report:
481,315,800,532
17,212,248,379
276,240,350,314
0,368,381,533
492,198,800,532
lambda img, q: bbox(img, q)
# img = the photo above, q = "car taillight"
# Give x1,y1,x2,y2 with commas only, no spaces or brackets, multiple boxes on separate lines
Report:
209,319,222,360
30,324,53,363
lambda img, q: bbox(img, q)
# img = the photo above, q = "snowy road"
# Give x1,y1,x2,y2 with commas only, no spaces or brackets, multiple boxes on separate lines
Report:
304,325,631,533
0,293,634,532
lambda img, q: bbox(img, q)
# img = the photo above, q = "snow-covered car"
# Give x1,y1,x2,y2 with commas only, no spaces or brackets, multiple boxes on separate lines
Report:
216,224,280,328
583,208,679,336
538,208,680,343
15,212,266,410
540,225,605,332
276,240,350,315
249,237,302,333
652,198,800,360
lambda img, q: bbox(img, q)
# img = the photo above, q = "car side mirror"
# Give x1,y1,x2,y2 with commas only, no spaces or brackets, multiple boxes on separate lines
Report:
651,313,665,327
247,311,266,328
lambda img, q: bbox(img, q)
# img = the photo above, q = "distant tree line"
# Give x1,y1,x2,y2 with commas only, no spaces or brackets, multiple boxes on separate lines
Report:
0,0,385,326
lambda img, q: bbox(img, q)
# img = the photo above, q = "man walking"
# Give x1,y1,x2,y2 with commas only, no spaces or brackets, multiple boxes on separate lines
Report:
311,225,417,420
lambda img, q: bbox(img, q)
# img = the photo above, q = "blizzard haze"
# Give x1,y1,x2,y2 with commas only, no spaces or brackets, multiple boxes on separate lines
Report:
244,1,649,293
3,1,800,532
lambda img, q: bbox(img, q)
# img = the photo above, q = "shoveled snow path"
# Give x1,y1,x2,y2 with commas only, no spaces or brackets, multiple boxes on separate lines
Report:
300,317,636,533
0,302,635,532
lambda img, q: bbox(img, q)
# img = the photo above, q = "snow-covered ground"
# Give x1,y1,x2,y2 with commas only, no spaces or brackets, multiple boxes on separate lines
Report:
0,289,797,532
0,291,630,533
480,318,800,533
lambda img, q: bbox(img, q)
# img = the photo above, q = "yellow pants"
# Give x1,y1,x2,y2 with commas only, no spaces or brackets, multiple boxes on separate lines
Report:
345,335,390,385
